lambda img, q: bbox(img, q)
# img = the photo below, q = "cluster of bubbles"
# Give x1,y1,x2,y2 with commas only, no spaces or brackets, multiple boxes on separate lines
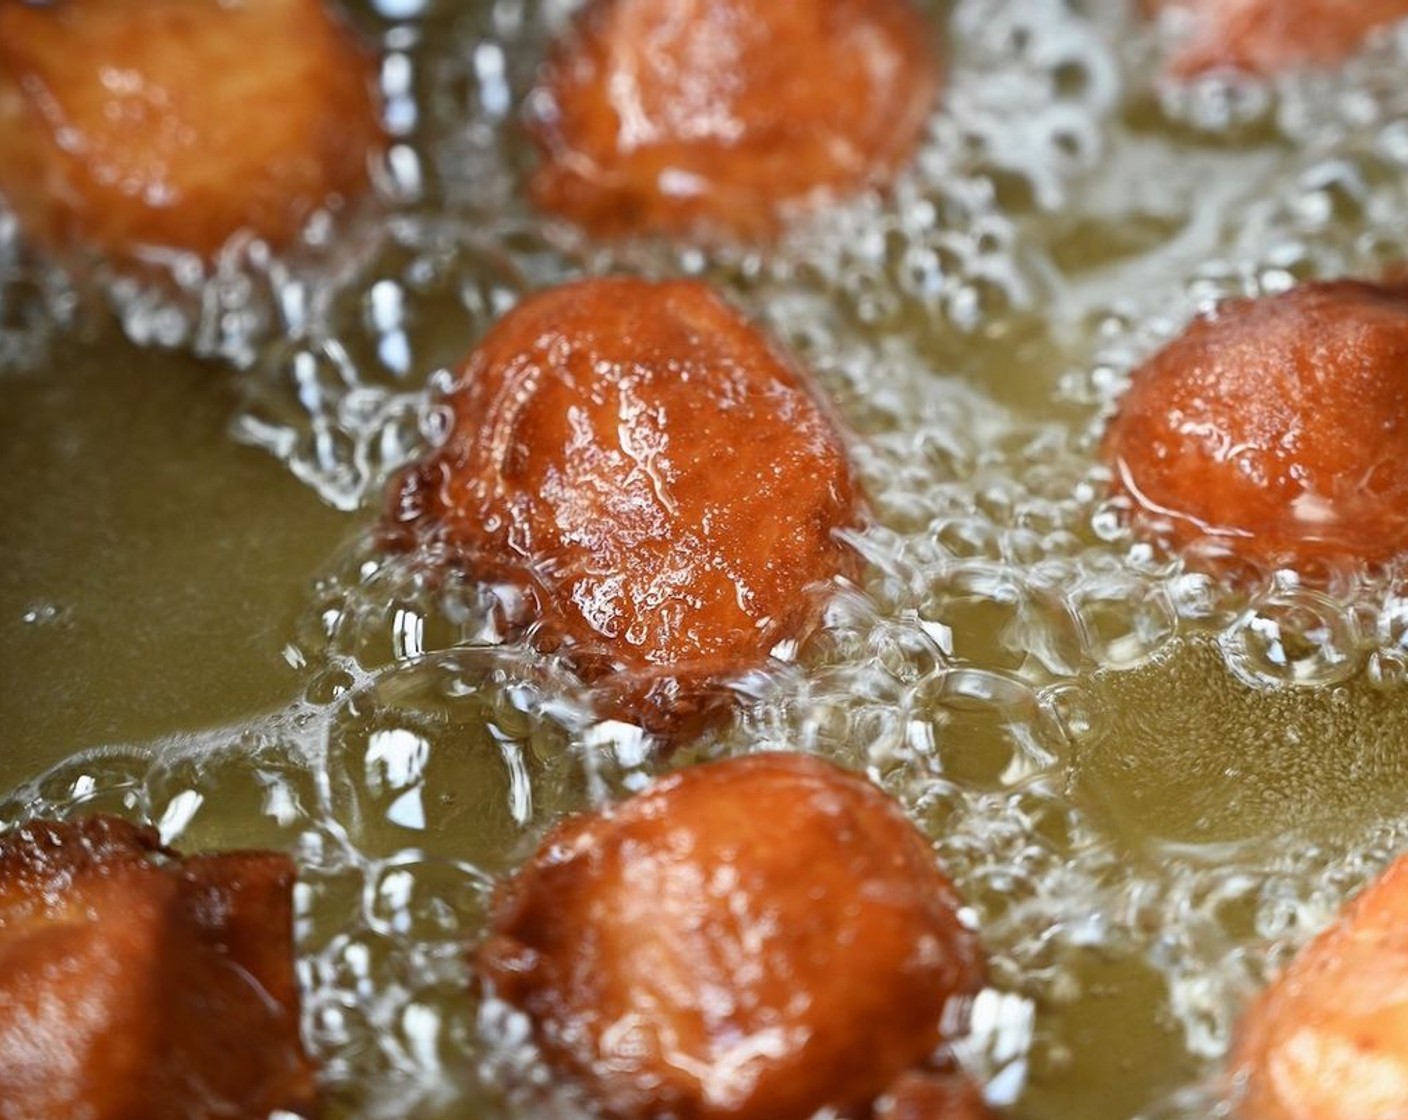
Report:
9,0,1408,1117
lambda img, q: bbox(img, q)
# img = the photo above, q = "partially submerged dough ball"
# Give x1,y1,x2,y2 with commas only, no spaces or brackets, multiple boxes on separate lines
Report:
1149,0,1408,77
385,277,863,732
1231,856,1408,1120
1103,279,1408,571
0,0,384,260
477,752,986,1120
0,815,315,1120
528,0,942,240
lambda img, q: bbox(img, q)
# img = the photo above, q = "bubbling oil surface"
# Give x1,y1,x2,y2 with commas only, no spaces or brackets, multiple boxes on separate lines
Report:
6,1,1408,1117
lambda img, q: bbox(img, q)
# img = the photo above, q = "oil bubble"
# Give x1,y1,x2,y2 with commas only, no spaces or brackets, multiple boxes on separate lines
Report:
324,649,589,865
1220,588,1363,689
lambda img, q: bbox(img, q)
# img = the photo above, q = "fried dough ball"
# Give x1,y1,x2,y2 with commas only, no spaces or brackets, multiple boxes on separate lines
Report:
0,0,383,260
0,815,315,1120
1102,279,1408,571
1149,0,1408,77
1231,856,1408,1120
477,752,986,1120
528,0,942,240
385,278,863,732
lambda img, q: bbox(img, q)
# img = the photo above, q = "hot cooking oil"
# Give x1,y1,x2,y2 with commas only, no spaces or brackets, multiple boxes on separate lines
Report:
5,1,1408,1117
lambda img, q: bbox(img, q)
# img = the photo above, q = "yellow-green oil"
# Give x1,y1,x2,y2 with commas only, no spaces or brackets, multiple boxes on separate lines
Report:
6,1,1408,1117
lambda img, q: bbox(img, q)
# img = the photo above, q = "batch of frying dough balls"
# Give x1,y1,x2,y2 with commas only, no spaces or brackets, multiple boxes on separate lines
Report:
2,0,1408,1118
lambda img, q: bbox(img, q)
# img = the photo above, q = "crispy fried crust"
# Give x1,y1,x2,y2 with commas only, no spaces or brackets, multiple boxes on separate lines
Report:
385,277,864,732
1232,856,1408,1120
0,0,384,259
477,752,986,1120
1103,279,1408,570
529,0,942,240
0,815,316,1120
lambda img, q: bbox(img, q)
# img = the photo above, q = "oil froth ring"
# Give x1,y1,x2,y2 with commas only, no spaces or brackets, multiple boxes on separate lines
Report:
0,0,384,261
527,0,943,241
1102,279,1408,572
0,814,315,1119
476,751,988,1120
384,277,864,735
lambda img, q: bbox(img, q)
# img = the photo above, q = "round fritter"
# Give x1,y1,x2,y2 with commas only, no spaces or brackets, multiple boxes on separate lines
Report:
385,277,863,732
1149,0,1408,77
1232,856,1408,1120
477,751,986,1120
0,815,314,1120
528,0,942,240
1102,279,1408,570
0,0,383,260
